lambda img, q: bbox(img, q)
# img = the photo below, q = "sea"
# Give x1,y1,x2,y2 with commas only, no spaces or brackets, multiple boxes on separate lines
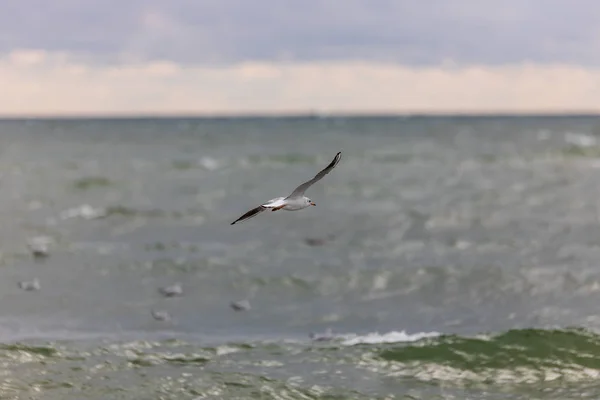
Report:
1,115,600,399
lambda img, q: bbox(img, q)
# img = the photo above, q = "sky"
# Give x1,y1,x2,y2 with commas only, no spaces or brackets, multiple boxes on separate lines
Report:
2,0,600,115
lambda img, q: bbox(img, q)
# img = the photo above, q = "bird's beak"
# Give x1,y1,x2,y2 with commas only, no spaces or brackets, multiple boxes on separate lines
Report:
310,202,316,206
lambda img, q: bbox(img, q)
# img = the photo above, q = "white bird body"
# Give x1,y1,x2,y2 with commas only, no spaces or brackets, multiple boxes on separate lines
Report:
231,152,341,225
262,196,311,211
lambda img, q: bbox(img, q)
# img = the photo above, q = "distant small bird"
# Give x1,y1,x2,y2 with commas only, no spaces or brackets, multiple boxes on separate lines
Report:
231,152,342,225
230,299,251,311
18,279,40,291
151,309,171,321
27,236,51,258
158,283,183,297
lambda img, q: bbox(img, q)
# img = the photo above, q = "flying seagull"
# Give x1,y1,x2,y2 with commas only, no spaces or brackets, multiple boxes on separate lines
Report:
231,152,342,225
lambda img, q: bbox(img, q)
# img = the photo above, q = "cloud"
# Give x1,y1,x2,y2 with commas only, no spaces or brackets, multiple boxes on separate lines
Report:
1,1,600,65
2,50,600,115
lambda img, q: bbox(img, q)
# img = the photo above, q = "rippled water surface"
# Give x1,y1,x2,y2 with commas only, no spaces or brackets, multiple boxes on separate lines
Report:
1,116,600,399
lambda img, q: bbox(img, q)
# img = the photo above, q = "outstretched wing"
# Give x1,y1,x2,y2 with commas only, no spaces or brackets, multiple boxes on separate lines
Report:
231,206,266,225
230,197,286,225
286,152,341,199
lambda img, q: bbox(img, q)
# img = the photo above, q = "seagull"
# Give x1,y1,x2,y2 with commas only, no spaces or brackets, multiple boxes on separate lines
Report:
151,309,172,321
19,278,41,291
158,283,183,297
230,299,251,311
231,152,342,225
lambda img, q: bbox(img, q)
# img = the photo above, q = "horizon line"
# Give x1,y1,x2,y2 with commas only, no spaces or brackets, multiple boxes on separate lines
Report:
1,110,600,121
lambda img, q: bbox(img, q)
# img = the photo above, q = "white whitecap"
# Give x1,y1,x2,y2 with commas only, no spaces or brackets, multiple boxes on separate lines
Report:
60,204,106,220
341,330,441,346
565,132,597,147
199,157,220,171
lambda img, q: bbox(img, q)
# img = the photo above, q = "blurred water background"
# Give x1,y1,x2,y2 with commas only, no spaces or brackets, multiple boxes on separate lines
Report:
1,115,600,399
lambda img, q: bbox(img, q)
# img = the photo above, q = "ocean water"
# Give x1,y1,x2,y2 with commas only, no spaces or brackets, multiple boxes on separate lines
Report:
1,115,600,398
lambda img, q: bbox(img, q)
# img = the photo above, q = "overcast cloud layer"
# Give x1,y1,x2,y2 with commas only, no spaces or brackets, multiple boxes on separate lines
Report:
3,1,600,114
2,0,600,65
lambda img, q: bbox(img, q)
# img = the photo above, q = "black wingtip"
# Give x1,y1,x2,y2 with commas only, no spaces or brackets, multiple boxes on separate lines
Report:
230,221,236,225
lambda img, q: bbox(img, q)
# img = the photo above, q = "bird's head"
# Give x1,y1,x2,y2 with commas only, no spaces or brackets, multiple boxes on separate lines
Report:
305,197,316,206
